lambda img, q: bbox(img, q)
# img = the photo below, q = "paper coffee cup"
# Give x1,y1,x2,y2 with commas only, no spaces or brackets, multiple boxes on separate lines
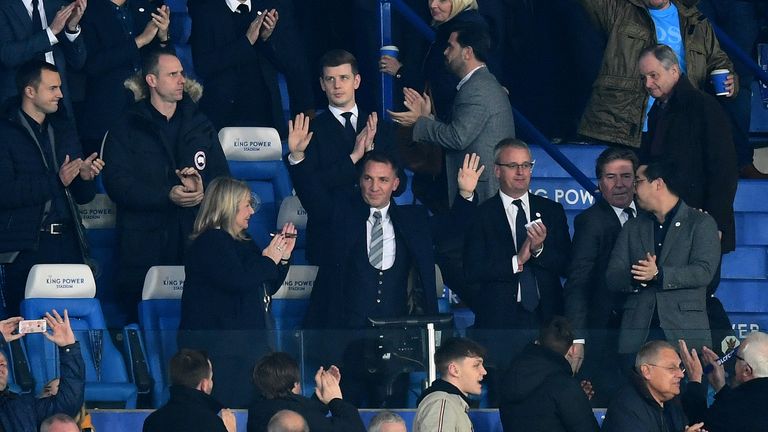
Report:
711,69,730,96
380,45,399,59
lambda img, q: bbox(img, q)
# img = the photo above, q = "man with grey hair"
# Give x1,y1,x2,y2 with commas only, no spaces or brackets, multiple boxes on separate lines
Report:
684,331,768,431
367,411,406,432
39,414,79,432
603,340,706,432
638,43,738,359
267,410,310,432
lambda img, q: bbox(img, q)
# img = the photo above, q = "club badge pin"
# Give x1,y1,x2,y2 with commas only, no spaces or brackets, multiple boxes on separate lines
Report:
194,151,206,170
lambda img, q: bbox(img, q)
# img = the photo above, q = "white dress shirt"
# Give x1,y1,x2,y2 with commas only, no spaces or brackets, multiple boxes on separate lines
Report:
499,190,542,302
23,0,80,65
328,104,359,132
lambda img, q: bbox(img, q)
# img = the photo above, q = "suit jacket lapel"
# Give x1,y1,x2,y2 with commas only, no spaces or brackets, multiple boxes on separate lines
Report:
491,194,516,253
11,0,32,33
660,202,688,263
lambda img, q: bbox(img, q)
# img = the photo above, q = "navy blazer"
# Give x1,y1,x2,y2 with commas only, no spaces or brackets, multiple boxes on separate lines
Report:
289,157,437,329
0,0,86,116
564,199,628,338
464,192,571,329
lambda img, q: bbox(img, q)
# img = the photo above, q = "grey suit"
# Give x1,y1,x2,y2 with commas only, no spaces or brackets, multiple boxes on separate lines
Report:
413,66,515,205
0,0,86,116
606,201,720,353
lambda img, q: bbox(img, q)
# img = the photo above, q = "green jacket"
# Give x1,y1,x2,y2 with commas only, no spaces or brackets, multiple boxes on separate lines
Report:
578,0,734,147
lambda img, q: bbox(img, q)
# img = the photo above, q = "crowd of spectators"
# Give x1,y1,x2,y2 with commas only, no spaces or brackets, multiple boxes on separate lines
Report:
1,0,767,429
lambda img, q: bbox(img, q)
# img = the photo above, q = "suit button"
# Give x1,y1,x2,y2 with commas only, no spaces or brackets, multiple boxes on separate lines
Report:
379,271,383,276
376,299,381,303
378,281,383,285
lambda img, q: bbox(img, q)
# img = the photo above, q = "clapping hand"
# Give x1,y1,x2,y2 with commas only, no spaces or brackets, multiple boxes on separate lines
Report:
314,365,343,404
259,9,278,41
78,152,105,181
351,112,377,163
388,87,432,127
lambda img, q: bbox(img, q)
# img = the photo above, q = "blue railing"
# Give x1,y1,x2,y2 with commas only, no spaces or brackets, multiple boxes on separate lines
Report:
377,0,599,196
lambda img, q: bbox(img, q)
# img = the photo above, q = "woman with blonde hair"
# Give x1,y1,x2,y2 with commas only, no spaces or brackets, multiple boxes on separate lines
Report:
178,176,296,408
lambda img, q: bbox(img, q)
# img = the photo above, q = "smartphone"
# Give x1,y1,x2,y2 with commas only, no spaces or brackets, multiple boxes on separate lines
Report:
18,319,47,334
525,218,543,230
270,232,298,238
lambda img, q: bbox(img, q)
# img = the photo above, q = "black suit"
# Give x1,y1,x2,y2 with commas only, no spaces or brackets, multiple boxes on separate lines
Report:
564,199,631,405
0,0,86,117
187,0,312,134
79,0,165,146
464,192,571,330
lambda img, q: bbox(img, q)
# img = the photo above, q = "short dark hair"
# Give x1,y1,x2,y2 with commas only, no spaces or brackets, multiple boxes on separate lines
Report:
453,24,491,63
494,137,530,163
642,158,680,196
595,147,639,178
319,49,358,75
15,60,58,96
538,316,575,355
434,337,486,375
253,352,300,399
169,349,211,389
639,44,680,70
142,47,178,77
359,150,400,177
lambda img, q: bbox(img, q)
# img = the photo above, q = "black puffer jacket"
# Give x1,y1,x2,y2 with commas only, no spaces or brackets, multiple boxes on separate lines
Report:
500,343,599,432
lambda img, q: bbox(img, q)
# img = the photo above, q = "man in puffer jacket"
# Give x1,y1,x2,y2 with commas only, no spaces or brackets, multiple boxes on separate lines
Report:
413,338,487,432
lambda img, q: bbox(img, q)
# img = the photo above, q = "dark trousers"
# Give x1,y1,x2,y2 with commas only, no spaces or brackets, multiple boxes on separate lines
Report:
2,231,82,318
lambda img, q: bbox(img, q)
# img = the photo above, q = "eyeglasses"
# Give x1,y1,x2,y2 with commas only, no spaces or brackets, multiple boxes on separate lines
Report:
633,177,649,187
495,161,535,171
646,363,685,374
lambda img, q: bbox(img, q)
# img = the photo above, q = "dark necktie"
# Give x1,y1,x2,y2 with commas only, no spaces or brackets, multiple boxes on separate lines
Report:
31,0,46,62
369,211,383,269
624,207,635,219
513,199,539,312
341,111,356,143
234,4,250,31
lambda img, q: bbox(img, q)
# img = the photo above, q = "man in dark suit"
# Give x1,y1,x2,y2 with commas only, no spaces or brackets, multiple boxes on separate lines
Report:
463,138,570,405
639,44,738,356
606,160,720,357
0,60,102,317
188,0,313,134
294,49,380,265
564,147,638,404
0,0,87,118
79,0,170,154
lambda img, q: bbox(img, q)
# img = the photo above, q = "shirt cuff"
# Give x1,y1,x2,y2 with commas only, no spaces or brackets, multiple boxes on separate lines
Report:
573,339,585,344
64,26,81,41
46,27,58,45
512,255,521,274
460,192,474,201
287,153,304,165
532,245,544,257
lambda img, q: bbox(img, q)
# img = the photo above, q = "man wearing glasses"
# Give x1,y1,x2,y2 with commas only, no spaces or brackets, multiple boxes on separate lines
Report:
607,160,720,362
464,138,571,404
602,340,706,432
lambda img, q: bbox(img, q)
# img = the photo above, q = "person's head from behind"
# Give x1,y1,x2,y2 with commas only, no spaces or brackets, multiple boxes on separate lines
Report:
143,48,185,105
735,331,768,385
635,340,684,404
359,151,400,209
638,44,680,102
319,49,360,111
634,159,680,213
435,337,487,396
192,177,255,241
40,413,79,432
596,147,638,209
267,410,309,432
444,24,490,77
170,349,214,395
0,351,8,392
428,0,478,24
494,138,533,198
253,352,301,399
368,410,407,432
16,60,62,118
537,316,579,372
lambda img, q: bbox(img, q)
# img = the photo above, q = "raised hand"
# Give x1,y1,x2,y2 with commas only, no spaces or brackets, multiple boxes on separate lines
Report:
457,153,485,198
43,309,76,347
678,339,703,383
0,317,24,343
49,3,75,35
135,19,159,48
388,87,430,126
259,9,278,41
287,113,313,158
152,5,171,42
701,346,726,391
66,0,87,31
351,112,378,163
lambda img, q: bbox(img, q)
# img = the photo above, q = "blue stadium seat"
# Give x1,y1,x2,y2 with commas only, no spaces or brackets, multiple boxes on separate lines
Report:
219,127,293,246
20,264,138,408
137,266,184,408
271,265,316,334
276,195,308,264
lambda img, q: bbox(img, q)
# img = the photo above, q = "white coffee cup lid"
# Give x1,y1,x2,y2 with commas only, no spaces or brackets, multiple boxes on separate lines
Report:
381,45,399,51
711,69,729,74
